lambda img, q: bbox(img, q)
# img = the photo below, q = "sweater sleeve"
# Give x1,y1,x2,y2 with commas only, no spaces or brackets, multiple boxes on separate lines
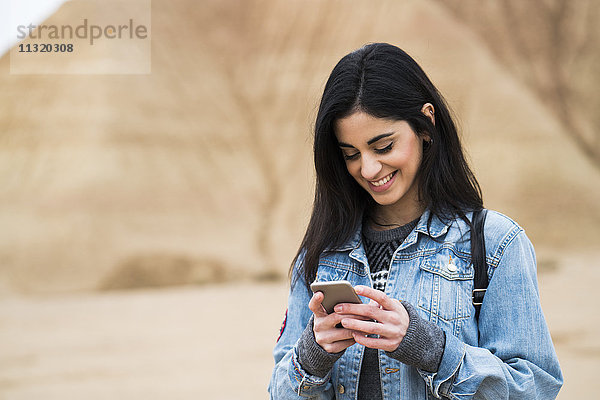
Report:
386,301,446,372
297,315,346,377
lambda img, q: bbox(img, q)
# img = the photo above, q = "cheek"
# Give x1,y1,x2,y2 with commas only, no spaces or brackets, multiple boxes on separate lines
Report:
402,144,423,171
346,163,370,187
409,152,423,171
345,162,360,178
393,151,416,171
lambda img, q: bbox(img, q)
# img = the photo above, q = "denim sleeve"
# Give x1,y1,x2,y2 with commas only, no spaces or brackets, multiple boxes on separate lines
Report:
418,229,563,399
268,256,335,399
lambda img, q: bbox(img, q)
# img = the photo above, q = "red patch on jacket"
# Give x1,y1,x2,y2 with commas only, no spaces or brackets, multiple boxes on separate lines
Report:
277,309,288,342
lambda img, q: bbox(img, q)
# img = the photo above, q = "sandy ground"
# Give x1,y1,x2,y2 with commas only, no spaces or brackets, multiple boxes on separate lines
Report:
0,253,598,399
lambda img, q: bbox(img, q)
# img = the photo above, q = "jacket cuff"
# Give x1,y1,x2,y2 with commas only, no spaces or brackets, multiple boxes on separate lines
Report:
297,315,345,378
386,301,445,372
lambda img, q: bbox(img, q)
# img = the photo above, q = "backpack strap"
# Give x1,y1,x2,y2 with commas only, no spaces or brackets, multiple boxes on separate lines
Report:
471,208,488,321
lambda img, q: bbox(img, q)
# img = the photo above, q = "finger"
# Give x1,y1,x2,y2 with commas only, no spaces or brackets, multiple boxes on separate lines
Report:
340,306,409,336
352,331,397,352
320,338,356,354
318,311,344,330
308,291,328,317
314,310,357,332
337,313,372,321
354,286,400,311
341,317,389,337
368,299,381,308
315,325,355,343
320,311,370,331
334,302,387,322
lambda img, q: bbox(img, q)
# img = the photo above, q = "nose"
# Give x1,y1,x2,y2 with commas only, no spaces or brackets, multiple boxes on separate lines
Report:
360,154,382,180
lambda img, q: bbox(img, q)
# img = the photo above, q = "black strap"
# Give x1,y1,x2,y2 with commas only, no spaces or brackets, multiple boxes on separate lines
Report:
471,208,488,321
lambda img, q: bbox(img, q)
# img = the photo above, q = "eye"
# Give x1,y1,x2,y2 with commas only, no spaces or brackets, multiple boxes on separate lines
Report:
374,142,393,154
342,152,359,161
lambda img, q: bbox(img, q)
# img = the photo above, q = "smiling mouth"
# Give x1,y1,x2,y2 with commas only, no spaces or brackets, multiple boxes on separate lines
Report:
370,171,397,187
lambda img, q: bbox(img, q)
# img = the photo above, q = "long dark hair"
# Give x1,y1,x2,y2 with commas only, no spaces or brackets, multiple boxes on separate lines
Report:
291,43,482,289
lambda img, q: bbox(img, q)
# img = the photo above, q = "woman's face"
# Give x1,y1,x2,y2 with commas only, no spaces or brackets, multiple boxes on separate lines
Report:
334,111,426,219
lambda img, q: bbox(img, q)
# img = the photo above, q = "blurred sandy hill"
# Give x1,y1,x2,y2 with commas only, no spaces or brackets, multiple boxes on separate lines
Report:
0,0,599,295
435,0,600,165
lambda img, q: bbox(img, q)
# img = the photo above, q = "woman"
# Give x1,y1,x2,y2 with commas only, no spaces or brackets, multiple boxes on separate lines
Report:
269,43,562,399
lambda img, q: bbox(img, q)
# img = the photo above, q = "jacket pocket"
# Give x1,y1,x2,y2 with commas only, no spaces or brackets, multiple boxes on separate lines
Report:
315,253,367,283
417,248,473,328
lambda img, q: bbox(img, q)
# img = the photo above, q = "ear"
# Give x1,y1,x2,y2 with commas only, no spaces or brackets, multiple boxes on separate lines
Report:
421,103,435,126
421,134,433,147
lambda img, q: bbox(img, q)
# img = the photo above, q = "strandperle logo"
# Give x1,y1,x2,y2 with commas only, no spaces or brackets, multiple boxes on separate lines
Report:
16,18,149,46
10,0,152,74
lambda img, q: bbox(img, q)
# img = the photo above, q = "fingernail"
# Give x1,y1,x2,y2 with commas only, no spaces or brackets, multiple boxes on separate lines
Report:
334,305,343,312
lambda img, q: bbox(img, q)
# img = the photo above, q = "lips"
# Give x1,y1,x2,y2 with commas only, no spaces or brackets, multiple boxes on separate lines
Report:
368,171,397,192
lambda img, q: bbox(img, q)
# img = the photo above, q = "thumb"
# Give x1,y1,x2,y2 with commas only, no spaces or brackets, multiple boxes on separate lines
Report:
308,291,328,317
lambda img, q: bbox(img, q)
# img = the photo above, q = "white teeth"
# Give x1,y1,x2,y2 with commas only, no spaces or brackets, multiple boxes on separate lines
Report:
371,172,394,187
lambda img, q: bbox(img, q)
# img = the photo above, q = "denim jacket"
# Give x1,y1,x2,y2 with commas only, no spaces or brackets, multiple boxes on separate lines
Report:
269,210,563,399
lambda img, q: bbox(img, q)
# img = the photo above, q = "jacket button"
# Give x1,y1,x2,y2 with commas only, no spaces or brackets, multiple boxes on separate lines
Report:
447,262,457,272
338,384,345,394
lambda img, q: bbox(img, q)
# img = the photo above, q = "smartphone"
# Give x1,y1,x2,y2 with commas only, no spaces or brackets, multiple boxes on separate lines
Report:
310,280,362,314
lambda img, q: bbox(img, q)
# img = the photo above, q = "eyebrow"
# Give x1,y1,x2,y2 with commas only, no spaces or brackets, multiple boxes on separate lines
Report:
338,132,395,148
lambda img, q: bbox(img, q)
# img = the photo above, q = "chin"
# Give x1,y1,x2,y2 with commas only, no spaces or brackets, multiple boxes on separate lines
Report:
370,193,403,206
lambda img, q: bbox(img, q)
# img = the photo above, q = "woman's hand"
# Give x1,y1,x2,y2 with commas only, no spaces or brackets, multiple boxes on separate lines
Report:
308,291,362,354
334,285,410,352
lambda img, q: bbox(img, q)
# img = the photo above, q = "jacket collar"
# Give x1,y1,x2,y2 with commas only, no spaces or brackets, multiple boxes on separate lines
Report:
326,209,451,253
414,209,451,238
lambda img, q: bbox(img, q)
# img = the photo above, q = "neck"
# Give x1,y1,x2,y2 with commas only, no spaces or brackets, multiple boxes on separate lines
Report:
369,201,425,230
